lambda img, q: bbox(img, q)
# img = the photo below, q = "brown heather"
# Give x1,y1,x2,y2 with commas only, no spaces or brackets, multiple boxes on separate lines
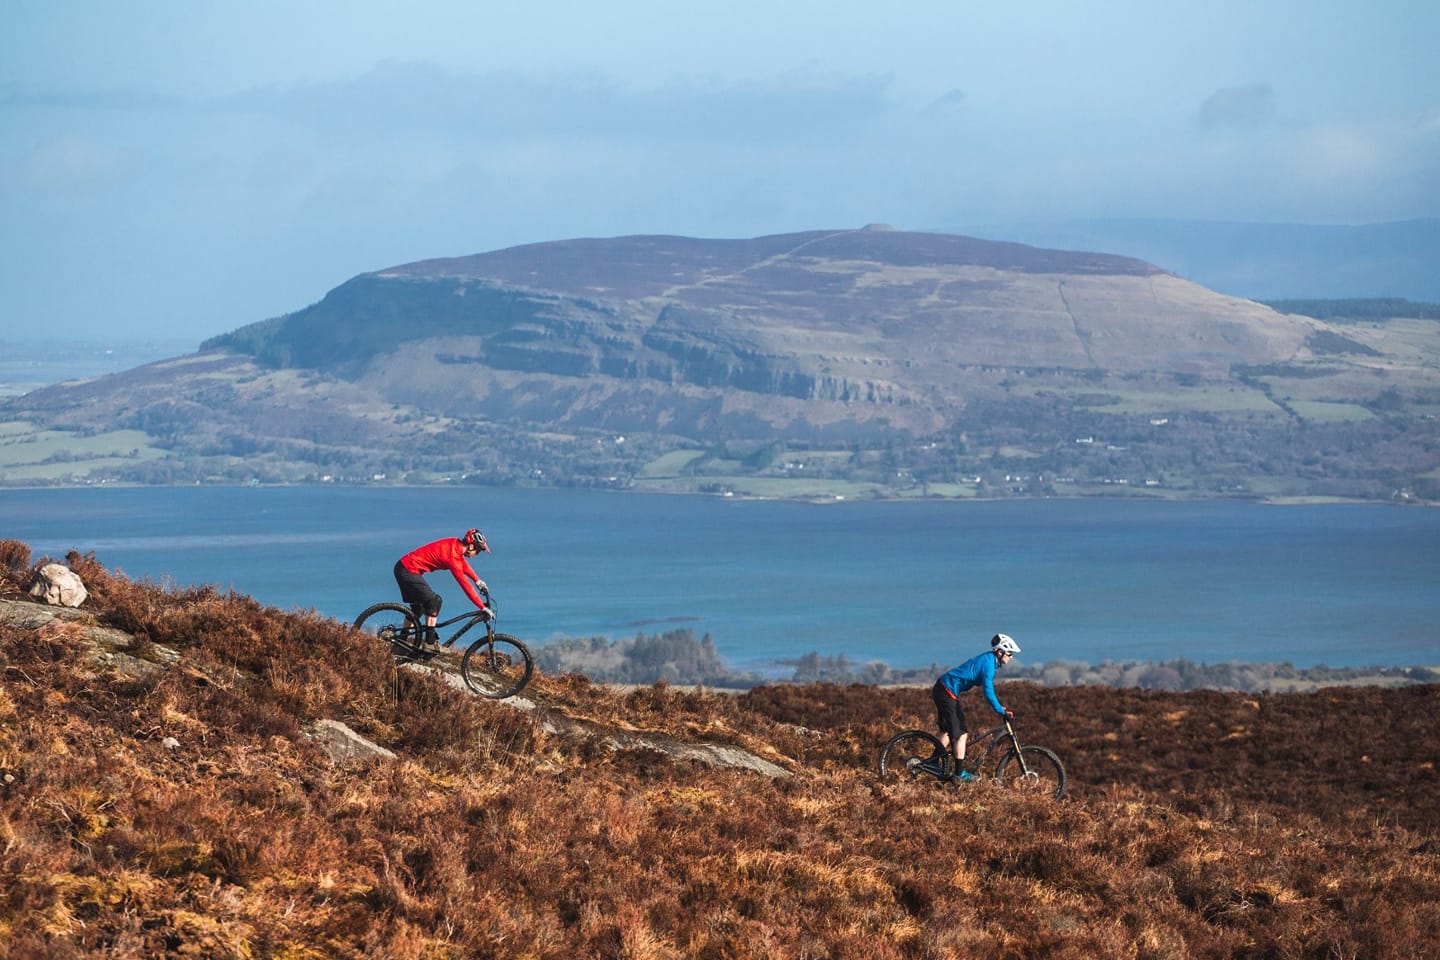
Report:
0,541,1436,958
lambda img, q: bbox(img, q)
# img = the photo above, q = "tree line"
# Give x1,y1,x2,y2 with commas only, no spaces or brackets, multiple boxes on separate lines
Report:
535,627,1440,693
1262,298,1440,321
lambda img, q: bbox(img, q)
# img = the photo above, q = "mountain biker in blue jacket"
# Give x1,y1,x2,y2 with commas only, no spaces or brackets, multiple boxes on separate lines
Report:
931,633,1020,781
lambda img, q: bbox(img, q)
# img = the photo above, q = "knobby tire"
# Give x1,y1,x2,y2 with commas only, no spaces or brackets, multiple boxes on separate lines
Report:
878,730,953,783
461,633,534,699
995,745,1066,799
353,603,423,657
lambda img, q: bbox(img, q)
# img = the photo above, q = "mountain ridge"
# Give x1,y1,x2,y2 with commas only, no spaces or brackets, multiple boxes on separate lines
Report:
3,228,1438,500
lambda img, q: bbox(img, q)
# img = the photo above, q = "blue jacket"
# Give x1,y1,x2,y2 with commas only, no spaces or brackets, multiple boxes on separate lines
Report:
938,651,1005,716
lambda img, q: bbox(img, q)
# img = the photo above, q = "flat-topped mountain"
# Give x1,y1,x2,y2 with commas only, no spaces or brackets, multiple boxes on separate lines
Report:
204,227,1301,437
4,228,1437,499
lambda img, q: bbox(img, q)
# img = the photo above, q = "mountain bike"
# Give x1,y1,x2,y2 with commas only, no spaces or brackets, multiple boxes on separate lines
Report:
877,716,1066,799
352,588,534,699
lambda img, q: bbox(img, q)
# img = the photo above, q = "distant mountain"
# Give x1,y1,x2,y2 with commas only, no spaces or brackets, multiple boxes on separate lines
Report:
4,227,1438,500
953,218,1440,302
194,227,1304,440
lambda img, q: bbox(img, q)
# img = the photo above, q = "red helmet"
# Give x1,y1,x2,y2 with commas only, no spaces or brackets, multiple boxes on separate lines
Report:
463,528,489,552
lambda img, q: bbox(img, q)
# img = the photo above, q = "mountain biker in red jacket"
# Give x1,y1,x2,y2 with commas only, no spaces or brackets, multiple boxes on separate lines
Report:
395,528,491,652
931,633,1019,781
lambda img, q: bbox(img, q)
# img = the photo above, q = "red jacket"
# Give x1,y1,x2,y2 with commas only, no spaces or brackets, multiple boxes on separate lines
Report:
400,538,487,609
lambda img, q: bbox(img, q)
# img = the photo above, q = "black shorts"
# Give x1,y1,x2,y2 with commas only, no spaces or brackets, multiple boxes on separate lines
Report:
394,561,443,617
932,679,967,743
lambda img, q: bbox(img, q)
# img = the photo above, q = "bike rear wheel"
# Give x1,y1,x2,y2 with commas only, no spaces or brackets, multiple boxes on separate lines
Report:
995,745,1066,799
461,633,534,699
878,730,953,783
353,603,422,656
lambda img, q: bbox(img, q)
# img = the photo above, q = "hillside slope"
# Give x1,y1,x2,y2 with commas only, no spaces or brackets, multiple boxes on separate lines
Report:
3,228,1438,500
2,544,1437,958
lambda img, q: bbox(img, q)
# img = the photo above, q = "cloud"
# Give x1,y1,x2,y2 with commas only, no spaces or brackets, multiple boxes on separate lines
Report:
1196,83,1276,131
1293,110,1440,208
17,136,139,193
217,61,897,146
923,88,967,114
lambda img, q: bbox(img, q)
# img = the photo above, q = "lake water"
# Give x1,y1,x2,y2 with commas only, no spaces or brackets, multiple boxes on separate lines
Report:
2,486,1437,674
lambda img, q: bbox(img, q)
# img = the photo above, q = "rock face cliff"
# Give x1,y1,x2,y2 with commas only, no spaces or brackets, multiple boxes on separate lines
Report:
200,227,1308,441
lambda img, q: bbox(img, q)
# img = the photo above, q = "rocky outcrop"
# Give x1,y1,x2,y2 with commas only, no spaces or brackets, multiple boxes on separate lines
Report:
28,563,88,607
1,597,119,636
308,719,397,765
408,660,793,778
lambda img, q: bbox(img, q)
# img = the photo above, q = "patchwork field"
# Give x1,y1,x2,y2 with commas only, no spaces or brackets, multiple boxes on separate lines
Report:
0,420,167,481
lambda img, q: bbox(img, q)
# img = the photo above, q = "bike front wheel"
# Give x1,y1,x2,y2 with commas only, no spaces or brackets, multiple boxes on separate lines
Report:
995,745,1066,799
353,603,421,656
461,633,534,699
878,730,953,784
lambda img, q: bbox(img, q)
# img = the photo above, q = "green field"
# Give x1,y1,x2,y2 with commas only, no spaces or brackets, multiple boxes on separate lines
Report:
1034,382,1283,416
0,421,167,481
636,449,707,477
1286,400,1376,423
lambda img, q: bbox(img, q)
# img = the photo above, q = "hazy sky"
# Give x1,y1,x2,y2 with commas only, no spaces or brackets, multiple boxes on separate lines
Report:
4,1,1438,342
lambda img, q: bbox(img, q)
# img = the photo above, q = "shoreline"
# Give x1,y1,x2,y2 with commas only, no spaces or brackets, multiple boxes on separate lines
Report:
0,478,1432,508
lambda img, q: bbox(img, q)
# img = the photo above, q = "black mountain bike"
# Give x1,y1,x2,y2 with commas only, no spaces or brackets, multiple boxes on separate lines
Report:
352,588,534,699
878,717,1066,799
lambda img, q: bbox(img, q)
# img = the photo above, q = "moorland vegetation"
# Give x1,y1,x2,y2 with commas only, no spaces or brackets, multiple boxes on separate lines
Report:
1,541,1437,958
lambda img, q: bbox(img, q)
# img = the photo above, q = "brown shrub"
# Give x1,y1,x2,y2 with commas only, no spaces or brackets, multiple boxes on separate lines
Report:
0,538,31,589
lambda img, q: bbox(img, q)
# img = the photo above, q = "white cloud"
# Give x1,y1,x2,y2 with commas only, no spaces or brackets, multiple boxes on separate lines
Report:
17,135,139,193
1197,83,1277,131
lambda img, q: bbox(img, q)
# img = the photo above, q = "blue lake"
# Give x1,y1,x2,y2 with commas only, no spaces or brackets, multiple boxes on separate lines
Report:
2,486,1437,674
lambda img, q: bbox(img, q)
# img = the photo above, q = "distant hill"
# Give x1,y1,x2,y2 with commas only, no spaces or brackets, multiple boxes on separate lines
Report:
196,227,1303,436
2,227,1438,501
955,217,1440,302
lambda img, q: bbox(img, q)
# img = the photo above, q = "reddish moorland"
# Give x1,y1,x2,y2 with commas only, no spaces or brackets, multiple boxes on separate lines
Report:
1,542,1436,958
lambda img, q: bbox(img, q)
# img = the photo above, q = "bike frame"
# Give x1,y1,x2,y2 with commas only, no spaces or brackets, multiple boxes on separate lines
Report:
402,585,498,650
425,608,494,649
961,719,1023,775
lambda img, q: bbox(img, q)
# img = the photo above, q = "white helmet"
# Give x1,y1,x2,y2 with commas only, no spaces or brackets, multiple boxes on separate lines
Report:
991,633,1020,654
